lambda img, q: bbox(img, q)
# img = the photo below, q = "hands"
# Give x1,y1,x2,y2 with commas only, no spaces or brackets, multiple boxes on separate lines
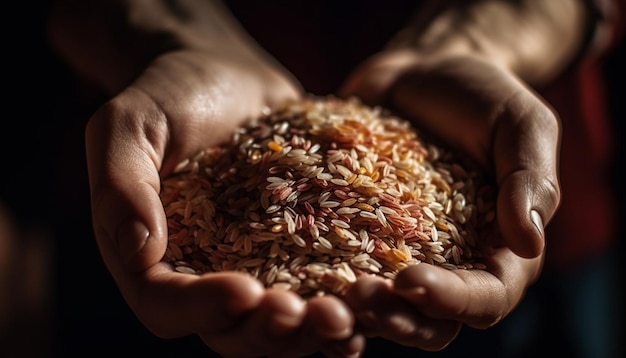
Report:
80,25,559,358
84,49,364,357
86,47,554,356
332,0,589,350
48,1,364,355
50,0,575,355
337,48,560,350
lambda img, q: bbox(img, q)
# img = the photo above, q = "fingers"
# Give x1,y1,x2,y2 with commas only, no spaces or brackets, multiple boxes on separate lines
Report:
319,334,366,358
496,170,556,258
82,50,326,356
199,290,360,358
361,55,561,259
267,294,359,357
134,270,265,339
85,92,170,280
199,287,305,357
393,248,543,329
343,52,561,260
84,126,269,342
342,248,542,350
292,295,355,344
492,96,561,258
344,276,461,351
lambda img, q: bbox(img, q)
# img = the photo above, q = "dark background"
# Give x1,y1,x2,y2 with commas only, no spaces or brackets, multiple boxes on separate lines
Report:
1,1,623,357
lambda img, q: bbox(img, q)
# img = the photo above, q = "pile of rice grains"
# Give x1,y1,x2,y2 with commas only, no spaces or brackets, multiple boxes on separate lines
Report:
160,96,498,298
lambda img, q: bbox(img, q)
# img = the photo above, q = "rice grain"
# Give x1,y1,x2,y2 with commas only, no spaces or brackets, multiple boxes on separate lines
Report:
160,96,498,298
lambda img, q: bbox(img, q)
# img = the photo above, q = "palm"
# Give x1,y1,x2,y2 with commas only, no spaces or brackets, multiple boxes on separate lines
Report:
85,50,364,357
339,50,558,350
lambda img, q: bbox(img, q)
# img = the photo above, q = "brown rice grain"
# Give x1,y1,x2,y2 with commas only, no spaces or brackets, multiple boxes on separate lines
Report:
160,96,498,298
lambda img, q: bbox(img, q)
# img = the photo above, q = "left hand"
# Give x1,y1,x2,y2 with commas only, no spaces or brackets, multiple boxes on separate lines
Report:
337,49,559,350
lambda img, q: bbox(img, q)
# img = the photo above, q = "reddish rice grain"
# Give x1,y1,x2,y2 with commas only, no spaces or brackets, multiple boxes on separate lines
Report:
160,96,498,298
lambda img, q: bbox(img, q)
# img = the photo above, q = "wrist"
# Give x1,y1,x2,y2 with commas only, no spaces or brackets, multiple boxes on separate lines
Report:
47,0,277,95
385,0,590,87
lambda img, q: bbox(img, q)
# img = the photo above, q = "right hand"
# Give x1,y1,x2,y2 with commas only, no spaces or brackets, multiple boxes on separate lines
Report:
85,48,364,358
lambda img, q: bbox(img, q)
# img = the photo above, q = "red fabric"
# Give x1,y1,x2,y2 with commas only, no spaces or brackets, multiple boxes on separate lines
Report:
540,0,625,271
541,66,617,271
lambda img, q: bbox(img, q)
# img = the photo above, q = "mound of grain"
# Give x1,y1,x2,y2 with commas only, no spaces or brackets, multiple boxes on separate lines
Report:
160,96,497,298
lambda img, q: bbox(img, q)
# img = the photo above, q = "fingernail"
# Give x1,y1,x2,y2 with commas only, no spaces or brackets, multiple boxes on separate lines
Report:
116,220,150,270
531,210,544,237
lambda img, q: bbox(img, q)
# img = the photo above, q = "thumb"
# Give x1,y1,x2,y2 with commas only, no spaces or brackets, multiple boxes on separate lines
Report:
85,97,168,282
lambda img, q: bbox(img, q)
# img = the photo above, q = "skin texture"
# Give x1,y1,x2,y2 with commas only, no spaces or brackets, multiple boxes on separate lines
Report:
81,50,362,357
336,0,586,347
46,0,589,355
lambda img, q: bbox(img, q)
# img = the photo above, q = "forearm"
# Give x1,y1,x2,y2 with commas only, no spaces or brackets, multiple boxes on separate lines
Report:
47,0,269,95
388,0,593,86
